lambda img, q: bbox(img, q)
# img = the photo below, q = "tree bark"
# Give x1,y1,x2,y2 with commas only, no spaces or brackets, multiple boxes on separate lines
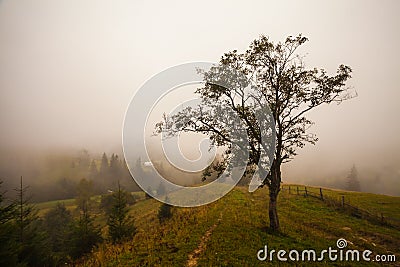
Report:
268,161,281,231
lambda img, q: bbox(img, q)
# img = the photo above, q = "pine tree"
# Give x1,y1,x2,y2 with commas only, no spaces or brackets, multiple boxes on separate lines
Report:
89,159,98,178
14,176,50,265
0,180,15,224
100,152,109,175
43,203,72,264
109,154,120,174
99,152,111,190
0,180,18,266
158,196,172,223
346,164,361,192
107,182,136,243
67,203,102,259
109,154,122,189
76,178,94,211
120,157,138,192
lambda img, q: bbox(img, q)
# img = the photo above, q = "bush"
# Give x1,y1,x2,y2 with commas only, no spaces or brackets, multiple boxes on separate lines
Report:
158,197,172,223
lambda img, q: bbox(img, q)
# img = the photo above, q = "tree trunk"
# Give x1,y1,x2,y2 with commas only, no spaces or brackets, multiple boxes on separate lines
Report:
268,161,281,231
269,194,279,231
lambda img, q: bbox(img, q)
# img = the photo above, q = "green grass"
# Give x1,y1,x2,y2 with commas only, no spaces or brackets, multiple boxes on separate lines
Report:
35,198,77,216
196,188,399,266
285,185,400,221
35,191,146,216
35,186,400,266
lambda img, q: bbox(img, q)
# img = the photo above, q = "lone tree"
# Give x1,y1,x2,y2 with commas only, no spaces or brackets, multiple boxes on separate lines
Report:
346,164,360,192
156,35,353,231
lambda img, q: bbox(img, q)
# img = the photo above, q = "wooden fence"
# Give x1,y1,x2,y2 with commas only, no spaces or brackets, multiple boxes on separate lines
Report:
281,185,400,230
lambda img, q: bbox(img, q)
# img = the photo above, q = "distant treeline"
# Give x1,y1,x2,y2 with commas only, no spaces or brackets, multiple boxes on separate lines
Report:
0,149,282,202
0,150,142,202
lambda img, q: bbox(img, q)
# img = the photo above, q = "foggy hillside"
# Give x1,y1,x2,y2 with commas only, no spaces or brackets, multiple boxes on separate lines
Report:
1,0,399,197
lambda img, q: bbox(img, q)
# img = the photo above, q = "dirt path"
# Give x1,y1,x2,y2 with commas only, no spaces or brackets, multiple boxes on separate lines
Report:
186,213,222,267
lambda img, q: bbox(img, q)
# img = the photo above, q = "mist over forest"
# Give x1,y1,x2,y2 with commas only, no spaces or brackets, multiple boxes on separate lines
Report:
1,1,399,266
1,0,400,200
1,142,399,203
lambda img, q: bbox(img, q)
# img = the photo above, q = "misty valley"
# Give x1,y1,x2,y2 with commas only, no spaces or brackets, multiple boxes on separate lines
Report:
1,1,399,265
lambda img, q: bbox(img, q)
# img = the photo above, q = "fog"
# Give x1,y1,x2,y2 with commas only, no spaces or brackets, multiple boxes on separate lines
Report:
1,0,399,195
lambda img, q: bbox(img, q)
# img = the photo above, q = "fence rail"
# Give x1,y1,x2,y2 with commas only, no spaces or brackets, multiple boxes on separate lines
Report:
281,185,400,230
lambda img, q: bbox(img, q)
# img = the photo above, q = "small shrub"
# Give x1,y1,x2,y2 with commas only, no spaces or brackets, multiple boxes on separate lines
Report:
158,197,172,223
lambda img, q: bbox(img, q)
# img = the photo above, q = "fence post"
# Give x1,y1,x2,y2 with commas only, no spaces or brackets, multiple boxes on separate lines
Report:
289,186,291,194
320,188,323,200
297,186,299,195
305,186,308,196
341,196,345,207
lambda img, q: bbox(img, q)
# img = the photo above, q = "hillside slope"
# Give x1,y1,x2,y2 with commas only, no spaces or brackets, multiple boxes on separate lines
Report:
75,186,399,266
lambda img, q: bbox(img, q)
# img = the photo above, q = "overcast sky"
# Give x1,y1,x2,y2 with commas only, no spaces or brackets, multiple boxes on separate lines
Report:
0,0,399,185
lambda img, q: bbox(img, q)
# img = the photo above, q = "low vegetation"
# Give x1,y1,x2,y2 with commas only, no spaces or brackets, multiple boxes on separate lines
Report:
80,186,399,266
2,177,399,266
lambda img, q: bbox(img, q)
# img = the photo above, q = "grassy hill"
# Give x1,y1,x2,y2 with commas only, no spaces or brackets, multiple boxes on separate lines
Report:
37,186,400,266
